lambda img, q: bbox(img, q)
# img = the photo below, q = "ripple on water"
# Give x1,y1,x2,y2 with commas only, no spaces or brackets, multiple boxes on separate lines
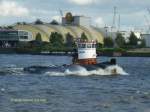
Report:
0,55,150,112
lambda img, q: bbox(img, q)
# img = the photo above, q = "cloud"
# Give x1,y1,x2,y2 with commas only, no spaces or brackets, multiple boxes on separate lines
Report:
68,0,97,5
31,9,57,15
0,0,29,17
94,17,105,27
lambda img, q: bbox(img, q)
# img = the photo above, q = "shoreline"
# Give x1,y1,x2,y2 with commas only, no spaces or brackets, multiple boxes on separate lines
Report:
1,48,150,57
1,52,150,57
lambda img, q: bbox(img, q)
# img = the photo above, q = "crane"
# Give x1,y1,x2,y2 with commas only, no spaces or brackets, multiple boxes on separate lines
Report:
118,14,120,32
112,6,117,29
59,9,63,18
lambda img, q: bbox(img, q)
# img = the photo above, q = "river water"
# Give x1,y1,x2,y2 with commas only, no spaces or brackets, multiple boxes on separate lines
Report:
0,54,150,112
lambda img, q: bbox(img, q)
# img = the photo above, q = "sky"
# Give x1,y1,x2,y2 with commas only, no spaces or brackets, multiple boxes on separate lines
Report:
0,0,150,30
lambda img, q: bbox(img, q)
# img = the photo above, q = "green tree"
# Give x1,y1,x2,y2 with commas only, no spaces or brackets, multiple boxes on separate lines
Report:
50,20,59,25
22,22,27,25
16,22,21,25
104,37,114,48
3,25,13,29
138,39,146,48
40,42,51,51
50,32,64,48
129,32,138,46
96,43,103,49
65,33,74,47
115,33,125,48
81,32,88,41
35,19,44,24
35,33,42,42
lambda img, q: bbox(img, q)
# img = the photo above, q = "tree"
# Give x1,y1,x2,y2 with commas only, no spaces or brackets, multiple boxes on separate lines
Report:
22,22,27,25
96,43,103,49
7,26,13,29
138,39,146,48
50,32,64,48
81,32,88,41
129,32,138,46
65,33,74,47
50,20,59,25
104,37,114,48
115,33,125,48
35,33,42,42
16,22,21,25
35,19,44,25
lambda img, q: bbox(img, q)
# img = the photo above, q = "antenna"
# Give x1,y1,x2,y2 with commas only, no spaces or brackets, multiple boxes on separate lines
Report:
112,6,117,28
118,14,120,32
144,15,150,33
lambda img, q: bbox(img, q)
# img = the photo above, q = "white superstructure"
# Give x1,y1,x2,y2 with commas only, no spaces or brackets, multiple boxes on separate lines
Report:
77,40,97,59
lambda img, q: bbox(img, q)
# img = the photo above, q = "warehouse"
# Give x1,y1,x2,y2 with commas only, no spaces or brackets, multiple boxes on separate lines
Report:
141,34,150,47
14,13,104,44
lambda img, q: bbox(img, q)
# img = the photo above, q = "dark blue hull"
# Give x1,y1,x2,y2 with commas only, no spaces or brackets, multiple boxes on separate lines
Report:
24,59,116,74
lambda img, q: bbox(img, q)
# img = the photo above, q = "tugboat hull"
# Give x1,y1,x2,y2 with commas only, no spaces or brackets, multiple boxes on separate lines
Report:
24,59,117,74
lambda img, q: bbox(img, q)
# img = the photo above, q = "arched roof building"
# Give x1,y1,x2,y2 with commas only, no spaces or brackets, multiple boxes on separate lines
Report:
14,24,104,44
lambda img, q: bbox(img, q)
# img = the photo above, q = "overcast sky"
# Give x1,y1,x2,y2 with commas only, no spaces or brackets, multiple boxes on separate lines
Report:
0,0,150,30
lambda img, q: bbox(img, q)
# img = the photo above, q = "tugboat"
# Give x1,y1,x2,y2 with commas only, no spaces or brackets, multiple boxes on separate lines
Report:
24,39,117,75
71,39,117,73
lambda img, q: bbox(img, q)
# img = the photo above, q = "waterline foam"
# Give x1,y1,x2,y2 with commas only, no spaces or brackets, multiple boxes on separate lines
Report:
45,65,128,76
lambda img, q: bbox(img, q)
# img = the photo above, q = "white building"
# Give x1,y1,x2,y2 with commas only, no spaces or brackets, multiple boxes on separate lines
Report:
18,30,33,42
73,16,91,27
62,14,91,27
119,31,130,43
119,31,142,43
134,31,142,39
0,29,33,48
141,34,150,47
96,26,117,40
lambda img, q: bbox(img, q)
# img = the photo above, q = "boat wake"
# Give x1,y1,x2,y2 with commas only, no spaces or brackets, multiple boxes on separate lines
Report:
45,65,128,76
0,64,128,76
0,66,24,75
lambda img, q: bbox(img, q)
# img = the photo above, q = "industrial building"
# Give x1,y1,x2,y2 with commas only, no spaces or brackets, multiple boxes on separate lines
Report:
62,13,91,27
0,12,106,48
141,34,150,47
0,29,32,48
13,13,104,44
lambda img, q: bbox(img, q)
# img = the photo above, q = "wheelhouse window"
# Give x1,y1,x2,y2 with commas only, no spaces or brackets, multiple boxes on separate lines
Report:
81,44,86,48
78,43,86,48
78,44,82,48
92,44,96,48
87,44,92,48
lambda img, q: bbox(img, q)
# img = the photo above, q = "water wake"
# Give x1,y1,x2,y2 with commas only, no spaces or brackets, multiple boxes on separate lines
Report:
0,64,128,76
0,67,24,75
45,65,128,76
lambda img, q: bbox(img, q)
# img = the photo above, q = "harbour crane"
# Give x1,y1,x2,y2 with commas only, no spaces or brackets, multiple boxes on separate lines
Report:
59,9,64,18
112,6,117,29
118,14,120,32
112,6,121,32
144,15,150,33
